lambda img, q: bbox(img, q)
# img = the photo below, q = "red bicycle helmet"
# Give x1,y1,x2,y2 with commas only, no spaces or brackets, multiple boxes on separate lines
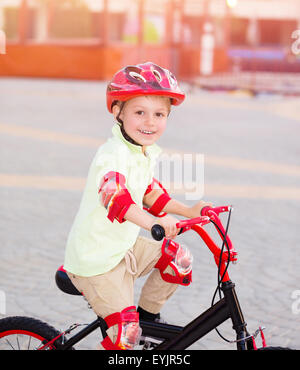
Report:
106,62,185,112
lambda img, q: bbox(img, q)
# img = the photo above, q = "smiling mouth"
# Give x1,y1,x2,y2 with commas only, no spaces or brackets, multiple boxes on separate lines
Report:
138,129,156,135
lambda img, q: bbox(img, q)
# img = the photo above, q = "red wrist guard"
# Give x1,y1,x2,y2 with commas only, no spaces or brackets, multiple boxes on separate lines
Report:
144,178,171,217
147,193,171,216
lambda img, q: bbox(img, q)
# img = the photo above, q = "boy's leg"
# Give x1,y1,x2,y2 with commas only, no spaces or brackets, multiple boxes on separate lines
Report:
132,236,179,315
67,259,136,349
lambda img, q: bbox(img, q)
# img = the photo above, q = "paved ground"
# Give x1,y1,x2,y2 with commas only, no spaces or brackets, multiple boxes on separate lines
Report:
192,71,300,96
0,77,300,350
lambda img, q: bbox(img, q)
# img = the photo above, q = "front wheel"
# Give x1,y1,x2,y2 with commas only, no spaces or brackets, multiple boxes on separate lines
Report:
0,316,63,350
257,346,295,350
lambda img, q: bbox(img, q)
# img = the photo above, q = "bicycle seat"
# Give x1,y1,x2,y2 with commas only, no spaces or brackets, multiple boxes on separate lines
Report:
55,266,82,296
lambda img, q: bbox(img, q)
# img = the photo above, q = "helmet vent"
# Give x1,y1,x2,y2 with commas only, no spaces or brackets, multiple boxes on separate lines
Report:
129,71,146,83
168,73,177,87
153,69,162,82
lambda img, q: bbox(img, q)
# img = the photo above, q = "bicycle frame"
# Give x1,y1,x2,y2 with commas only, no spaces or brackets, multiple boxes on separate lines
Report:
54,206,254,351
55,281,251,350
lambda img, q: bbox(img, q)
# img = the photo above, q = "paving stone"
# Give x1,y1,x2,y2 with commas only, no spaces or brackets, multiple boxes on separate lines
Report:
0,78,299,350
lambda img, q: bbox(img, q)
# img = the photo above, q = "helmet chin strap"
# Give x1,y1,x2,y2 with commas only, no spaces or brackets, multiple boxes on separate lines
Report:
116,102,142,147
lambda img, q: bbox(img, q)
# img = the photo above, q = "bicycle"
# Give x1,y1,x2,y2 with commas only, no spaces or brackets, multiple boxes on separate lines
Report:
0,206,293,350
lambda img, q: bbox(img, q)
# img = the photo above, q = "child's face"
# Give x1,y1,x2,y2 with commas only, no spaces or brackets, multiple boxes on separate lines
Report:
115,96,170,148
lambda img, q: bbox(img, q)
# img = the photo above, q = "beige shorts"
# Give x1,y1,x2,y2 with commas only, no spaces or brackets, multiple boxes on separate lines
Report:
67,235,178,319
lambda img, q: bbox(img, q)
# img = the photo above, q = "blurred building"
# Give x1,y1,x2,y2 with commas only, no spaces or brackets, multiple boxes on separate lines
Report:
0,0,299,80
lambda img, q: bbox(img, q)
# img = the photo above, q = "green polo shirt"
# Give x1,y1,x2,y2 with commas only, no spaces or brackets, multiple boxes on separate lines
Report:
64,123,162,277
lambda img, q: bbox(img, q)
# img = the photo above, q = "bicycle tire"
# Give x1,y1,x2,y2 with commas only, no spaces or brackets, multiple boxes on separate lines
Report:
0,316,65,350
257,346,295,350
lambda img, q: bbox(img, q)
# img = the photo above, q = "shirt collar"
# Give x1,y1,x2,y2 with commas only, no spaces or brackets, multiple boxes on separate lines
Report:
112,123,162,160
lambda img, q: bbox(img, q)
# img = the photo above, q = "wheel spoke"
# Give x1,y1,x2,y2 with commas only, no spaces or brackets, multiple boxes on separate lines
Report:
0,316,62,350
5,338,15,350
27,336,32,350
1,334,44,350
36,341,45,350
16,335,20,350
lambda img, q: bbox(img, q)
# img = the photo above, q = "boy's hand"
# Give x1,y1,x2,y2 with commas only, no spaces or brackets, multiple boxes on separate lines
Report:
188,201,213,218
152,214,180,239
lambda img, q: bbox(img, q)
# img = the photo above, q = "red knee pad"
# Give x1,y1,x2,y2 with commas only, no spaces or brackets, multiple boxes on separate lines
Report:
155,239,193,286
101,306,142,350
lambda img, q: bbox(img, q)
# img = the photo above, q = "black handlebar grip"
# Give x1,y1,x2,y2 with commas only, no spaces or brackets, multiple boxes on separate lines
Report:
151,224,165,241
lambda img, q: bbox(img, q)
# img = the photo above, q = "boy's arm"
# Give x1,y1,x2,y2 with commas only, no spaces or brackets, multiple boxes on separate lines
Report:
143,189,211,219
124,203,155,231
143,189,190,217
98,171,178,237
124,203,179,239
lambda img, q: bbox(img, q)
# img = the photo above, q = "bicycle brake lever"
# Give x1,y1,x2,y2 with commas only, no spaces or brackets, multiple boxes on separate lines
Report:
201,205,233,217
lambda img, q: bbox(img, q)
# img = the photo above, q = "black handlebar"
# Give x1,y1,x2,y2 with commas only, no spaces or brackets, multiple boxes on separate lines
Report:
151,224,165,241
151,225,184,241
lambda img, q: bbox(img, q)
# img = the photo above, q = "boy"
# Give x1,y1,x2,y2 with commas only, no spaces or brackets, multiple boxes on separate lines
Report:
64,62,211,349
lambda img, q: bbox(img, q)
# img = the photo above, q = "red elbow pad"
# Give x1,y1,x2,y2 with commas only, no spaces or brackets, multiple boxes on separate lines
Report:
98,171,135,223
107,189,135,223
